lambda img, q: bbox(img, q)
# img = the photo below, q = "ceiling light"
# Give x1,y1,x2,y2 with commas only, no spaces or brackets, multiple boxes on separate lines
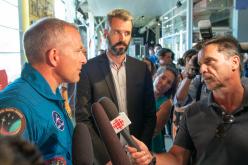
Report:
164,16,168,20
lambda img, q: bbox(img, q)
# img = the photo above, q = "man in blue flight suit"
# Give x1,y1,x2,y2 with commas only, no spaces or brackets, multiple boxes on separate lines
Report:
0,18,87,165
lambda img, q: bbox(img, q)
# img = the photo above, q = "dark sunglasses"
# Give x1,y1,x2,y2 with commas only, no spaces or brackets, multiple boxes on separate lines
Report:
215,113,235,138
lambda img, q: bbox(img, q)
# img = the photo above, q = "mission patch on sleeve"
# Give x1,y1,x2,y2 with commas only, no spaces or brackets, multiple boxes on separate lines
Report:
0,108,26,136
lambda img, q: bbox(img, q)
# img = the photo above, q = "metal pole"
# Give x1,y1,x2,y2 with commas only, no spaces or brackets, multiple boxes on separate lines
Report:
186,0,193,49
18,0,30,67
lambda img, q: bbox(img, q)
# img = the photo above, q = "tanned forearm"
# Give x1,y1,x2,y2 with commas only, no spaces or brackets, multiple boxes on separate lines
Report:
175,78,192,102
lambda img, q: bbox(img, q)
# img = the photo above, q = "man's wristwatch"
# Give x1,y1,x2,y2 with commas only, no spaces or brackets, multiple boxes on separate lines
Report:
149,152,156,165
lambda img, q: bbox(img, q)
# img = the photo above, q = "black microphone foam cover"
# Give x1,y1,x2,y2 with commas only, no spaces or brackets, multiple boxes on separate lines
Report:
98,97,141,151
72,123,94,165
98,97,119,120
91,102,131,165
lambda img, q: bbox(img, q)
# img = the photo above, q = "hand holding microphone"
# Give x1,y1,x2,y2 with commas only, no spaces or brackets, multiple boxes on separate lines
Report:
98,97,141,151
91,102,131,165
127,136,156,165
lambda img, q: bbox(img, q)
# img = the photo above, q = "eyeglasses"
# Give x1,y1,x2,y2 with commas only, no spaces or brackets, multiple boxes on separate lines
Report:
215,113,235,138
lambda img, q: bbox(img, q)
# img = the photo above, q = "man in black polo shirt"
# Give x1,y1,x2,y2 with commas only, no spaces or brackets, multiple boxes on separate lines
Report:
128,36,248,165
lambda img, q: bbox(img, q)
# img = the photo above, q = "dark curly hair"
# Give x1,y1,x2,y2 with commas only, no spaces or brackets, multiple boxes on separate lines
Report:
157,48,175,60
0,136,44,165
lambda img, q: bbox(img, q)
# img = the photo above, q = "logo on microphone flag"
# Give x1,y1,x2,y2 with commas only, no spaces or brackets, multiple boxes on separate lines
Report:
110,112,131,134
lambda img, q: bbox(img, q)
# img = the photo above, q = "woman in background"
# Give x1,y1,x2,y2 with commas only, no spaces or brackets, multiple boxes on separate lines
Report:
151,65,178,153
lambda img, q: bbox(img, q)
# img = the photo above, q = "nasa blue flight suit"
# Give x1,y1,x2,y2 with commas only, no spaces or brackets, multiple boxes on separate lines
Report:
0,63,73,165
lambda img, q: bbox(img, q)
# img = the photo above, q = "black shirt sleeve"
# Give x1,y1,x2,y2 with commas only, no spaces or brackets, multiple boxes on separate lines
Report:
173,112,195,151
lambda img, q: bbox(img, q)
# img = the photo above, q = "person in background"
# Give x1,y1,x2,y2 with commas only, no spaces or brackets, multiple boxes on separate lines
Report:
76,9,156,164
148,47,158,66
172,49,209,139
128,36,248,165
180,49,199,79
0,18,87,165
152,66,178,153
142,57,156,77
157,48,176,68
154,43,162,54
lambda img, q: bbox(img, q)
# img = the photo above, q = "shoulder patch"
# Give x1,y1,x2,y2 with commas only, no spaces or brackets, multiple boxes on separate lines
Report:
52,111,64,131
0,108,26,136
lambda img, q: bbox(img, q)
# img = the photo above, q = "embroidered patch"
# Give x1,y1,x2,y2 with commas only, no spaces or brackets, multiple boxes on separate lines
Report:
45,156,66,165
0,108,26,136
52,111,64,131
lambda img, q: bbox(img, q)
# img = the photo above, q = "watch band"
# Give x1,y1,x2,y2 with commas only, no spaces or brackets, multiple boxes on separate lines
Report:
149,152,156,165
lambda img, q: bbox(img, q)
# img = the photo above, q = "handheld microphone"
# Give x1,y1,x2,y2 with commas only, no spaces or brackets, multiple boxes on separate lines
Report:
91,102,131,165
98,97,141,151
72,123,94,165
